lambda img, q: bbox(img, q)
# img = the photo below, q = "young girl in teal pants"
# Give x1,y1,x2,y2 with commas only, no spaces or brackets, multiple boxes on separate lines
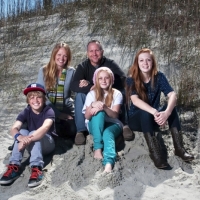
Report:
82,67,123,172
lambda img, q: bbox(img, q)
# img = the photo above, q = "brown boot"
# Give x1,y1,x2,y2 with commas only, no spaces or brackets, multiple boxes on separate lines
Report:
144,132,168,169
75,132,86,145
123,125,135,141
170,127,194,161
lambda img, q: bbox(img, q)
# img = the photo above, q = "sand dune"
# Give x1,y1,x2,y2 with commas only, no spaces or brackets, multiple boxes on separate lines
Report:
0,13,199,200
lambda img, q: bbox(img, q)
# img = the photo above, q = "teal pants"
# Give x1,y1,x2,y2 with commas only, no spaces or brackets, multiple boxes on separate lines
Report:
88,111,122,166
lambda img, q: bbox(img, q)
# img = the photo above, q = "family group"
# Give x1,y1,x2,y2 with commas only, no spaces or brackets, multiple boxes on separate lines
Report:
0,40,194,187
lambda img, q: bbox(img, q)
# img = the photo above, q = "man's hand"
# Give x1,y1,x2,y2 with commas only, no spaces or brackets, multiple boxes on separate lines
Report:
79,79,89,88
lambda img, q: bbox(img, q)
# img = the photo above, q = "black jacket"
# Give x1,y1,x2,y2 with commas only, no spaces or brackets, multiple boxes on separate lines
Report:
70,56,126,94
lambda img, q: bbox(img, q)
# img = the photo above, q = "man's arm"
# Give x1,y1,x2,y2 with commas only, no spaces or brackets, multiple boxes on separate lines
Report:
70,63,93,94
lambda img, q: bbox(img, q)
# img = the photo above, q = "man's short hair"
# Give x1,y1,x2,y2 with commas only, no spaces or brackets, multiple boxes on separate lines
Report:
87,39,103,51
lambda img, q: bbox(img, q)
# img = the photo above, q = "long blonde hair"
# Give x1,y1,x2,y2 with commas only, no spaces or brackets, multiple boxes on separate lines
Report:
93,67,114,107
43,42,72,91
126,48,158,104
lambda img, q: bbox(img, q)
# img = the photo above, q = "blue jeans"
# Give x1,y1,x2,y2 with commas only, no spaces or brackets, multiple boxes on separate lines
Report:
74,93,88,132
9,129,55,168
88,111,122,166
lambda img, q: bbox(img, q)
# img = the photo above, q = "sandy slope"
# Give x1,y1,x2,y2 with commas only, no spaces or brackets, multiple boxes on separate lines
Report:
0,13,199,200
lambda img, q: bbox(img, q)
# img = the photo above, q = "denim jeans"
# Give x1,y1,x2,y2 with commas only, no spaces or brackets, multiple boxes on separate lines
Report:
128,105,181,135
88,111,121,166
9,129,55,168
74,93,88,132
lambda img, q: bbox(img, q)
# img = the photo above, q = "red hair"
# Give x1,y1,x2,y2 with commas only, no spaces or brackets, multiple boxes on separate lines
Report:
126,48,158,104
43,42,72,91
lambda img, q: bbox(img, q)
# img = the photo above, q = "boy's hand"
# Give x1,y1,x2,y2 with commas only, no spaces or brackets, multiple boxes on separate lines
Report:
18,141,26,151
17,135,33,143
17,135,33,151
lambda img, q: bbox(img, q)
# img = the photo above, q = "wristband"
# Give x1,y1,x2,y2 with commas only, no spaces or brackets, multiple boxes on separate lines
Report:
14,133,21,141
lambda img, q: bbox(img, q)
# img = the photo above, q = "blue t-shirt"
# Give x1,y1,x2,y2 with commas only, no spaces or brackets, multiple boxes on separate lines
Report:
126,71,173,117
16,105,56,135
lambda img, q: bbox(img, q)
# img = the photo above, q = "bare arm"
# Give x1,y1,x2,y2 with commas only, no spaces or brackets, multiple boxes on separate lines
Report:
165,91,177,115
85,101,103,120
29,119,53,141
103,104,120,118
85,101,120,120
10,120,23,137
85,104,95,120
10,120,32,151
154,91,177,126
130,94,157,115
16,119,53,143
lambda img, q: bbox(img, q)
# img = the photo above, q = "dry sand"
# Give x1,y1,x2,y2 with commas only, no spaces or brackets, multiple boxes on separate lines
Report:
0,124,199,200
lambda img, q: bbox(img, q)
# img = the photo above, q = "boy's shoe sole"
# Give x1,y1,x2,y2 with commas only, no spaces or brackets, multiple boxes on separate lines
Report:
28,179,43,187
28,166,43,188
0,175,20,184
0,164,21,185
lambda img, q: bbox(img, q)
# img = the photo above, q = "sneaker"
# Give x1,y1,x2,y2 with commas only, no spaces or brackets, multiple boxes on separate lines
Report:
28,166,43,187
0,164,20,184
123,126,135,141
75,132,86,145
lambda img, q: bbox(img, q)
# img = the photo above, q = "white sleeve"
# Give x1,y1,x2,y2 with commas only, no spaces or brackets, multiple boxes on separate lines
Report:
112,90,123,107
82,91,95,114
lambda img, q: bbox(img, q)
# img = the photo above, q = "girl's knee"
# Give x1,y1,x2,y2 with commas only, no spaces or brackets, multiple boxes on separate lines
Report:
140,110,152,118
94,111,106,118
